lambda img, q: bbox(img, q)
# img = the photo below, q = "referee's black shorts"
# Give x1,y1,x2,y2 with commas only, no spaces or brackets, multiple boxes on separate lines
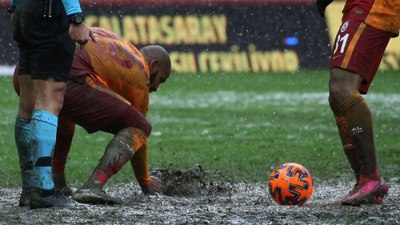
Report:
12,0,75,82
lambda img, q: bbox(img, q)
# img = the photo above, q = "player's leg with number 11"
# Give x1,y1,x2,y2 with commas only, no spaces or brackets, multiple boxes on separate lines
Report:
316,0,398,205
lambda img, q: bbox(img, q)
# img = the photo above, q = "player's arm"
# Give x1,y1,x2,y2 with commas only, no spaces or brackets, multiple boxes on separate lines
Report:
61,0,96,45
130,144,162,194
316,0,334,17
61,0,82,16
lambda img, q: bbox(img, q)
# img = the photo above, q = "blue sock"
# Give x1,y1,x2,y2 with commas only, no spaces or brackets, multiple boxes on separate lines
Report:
14,117,34,188
31,110,58,190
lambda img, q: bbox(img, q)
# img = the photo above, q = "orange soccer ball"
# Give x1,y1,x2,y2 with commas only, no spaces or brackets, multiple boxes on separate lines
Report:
268,162,314,206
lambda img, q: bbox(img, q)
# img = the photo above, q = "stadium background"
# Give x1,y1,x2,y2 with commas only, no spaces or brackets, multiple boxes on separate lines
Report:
0,0,399,74
0,2,400,223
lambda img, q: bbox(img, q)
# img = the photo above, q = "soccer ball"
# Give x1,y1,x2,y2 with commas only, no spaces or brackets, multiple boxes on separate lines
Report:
268,162,314,206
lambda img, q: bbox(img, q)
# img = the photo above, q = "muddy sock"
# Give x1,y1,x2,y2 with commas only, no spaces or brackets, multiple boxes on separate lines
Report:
332,113,361,181
84,128,147,189
31,110,57,191
330,93,379,180
15,117,34,189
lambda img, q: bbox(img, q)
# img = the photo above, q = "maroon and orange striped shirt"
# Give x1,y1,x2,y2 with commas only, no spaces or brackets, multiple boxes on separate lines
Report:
342,0,400,35
71,27,151,116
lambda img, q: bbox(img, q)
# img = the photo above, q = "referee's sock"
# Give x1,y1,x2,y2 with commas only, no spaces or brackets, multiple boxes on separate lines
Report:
31,109,57,192
15,117,34,189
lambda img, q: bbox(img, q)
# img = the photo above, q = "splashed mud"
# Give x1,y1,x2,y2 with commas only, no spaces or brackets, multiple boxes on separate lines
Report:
0,165,399,224
150,164,232,197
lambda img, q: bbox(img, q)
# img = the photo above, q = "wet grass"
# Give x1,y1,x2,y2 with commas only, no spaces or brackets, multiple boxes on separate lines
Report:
1,70,400,187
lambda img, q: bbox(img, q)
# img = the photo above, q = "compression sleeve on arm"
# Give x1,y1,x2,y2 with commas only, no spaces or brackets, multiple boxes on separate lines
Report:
11,0,21,6
61,0,82,15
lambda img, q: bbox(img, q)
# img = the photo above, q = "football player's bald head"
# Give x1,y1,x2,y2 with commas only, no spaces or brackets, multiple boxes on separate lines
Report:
140,45,172,92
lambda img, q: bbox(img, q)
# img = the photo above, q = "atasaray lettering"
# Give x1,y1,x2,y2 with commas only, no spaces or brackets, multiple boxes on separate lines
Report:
84,15,300,73
85,14,227,45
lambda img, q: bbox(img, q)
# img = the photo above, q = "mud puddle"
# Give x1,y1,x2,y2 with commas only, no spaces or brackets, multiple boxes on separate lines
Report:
0,165,399,224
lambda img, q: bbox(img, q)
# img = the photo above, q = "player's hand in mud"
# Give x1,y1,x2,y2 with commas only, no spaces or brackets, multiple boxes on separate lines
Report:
140,176,163,195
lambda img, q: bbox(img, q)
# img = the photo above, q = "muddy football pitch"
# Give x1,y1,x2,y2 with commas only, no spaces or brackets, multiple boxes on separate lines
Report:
0,165,399,224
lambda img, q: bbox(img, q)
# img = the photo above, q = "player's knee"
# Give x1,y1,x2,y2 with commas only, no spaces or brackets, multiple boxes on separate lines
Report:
329,68,360,101
118,127,149,143
132,117,151,137
328,94,339,113
329,69,345,96
140,121,152,137
123,119,151,137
